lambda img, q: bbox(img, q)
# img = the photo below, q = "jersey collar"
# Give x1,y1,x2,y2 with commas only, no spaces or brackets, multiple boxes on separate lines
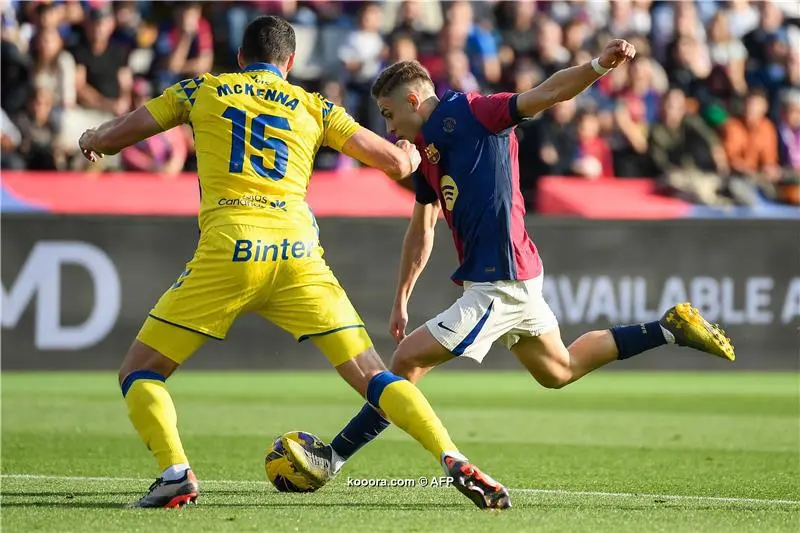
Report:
242,62,284,78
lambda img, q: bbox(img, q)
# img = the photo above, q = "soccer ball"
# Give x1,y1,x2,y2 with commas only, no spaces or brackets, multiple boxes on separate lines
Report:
264,431,324,492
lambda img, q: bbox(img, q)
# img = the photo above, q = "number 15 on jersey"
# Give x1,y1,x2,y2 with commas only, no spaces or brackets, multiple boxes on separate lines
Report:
222,106,292,181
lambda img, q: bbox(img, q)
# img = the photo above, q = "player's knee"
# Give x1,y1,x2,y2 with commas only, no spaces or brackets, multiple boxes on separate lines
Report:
389,344,425,380
533,367,572,389
538,373,571,389
389,354,417,381
335,347,387,397
118,341,179,388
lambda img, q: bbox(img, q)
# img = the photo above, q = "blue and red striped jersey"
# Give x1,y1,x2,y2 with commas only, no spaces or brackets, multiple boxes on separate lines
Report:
413,90,543,284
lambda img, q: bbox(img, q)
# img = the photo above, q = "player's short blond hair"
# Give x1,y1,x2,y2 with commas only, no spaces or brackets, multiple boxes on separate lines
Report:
371,60,435,99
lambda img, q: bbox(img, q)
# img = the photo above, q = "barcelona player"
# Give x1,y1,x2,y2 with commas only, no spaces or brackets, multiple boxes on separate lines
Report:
284,41,736,502
78,16,507,509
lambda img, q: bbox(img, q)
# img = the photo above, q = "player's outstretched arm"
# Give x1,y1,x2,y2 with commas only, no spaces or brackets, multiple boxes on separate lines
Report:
341,126,420,181
390,201,440,343
516,39,636,118
78,107,164,162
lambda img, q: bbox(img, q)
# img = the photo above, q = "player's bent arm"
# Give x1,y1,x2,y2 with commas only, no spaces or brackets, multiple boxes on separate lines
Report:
341,126,417,181
394,201,440,308
516,39,635,118
516,63,603,118
83,106,164,155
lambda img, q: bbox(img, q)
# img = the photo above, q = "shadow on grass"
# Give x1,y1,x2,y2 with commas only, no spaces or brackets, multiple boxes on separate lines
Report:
2,491,140,498
3,498,789,513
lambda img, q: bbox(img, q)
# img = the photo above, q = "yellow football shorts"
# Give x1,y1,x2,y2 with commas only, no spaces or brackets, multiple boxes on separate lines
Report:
136,224,373,367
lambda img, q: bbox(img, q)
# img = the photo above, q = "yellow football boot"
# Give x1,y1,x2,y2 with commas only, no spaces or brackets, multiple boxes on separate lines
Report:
660,303,735,361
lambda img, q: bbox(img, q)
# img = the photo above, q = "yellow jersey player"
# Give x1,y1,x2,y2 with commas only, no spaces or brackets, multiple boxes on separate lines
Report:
78,16,509,509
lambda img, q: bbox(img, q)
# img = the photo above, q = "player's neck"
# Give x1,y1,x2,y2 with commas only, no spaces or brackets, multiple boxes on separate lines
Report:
418,95,440,124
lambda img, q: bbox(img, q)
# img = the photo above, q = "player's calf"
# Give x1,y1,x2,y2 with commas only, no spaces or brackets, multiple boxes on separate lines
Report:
511,327,580,389
119,339,195,507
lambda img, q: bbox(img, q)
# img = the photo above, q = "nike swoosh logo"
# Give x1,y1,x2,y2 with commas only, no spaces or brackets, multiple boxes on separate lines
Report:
438,322,457,334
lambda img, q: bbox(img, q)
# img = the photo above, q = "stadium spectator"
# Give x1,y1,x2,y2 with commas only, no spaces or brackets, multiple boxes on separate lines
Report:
449,0,501,86
743,0,788,64
27,2,68,42
665,35,711,100
610,60,661,177
747,32,798,118
1,12,32,115
533,16,571,77
224,1,306,66
722,89,781,183
31,28,76,112
650,88,729,205
110,1,152,57
651,0,707,62
386,0,440,55
435,50,479,97
573,109,615,179
1,108,25,170
520,98,580,181
73,4,131,117
1,0,794,206
708,10,749,96
548,0,610,30
510,59,544,96
496,0,537,67
313,79,354,171
121,78,188,176
419,21,465,84
13,87,66,170
778,90,800,172
727,0,760,40
607,0,652,38
618,58,662,124
150,2,213,93
563,18,591,59
387,32,418,63
339,2,385,129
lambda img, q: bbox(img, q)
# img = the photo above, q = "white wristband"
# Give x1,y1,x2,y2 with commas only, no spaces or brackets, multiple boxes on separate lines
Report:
591,57,611,75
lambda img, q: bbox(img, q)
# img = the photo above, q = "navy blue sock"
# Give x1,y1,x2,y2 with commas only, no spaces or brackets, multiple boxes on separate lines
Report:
610,321,667,360
330,403,390,460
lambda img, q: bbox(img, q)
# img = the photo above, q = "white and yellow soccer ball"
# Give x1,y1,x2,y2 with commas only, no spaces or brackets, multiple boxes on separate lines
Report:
264,431,324,493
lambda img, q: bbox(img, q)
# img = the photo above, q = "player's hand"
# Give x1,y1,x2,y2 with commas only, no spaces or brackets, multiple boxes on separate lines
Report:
599,39,636,69
78,129,104,163
396,139,421,174
389,304,409,344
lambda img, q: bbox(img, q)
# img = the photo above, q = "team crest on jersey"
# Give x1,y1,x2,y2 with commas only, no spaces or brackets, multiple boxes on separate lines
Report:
425,144,440,164
440,175,459,211
443,117,456,133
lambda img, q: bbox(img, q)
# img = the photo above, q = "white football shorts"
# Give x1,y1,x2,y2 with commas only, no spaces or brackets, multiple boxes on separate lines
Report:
425,274,559,363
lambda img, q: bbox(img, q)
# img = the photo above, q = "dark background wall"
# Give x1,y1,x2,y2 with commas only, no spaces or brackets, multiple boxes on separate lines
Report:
2,215,798,370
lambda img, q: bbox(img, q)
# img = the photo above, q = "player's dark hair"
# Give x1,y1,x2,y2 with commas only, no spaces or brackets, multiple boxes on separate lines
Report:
371,60,434,99
241,15,296,65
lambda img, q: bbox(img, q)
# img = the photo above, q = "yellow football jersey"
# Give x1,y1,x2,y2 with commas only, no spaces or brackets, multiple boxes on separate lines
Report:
145,63,359,232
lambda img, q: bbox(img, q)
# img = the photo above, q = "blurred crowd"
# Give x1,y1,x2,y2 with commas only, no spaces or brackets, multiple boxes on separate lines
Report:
1,0,799,207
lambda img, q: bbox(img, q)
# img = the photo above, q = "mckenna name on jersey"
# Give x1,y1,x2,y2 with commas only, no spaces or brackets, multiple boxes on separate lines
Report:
144,63,357,234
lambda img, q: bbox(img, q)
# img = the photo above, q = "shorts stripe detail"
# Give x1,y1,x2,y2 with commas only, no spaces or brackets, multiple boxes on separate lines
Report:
121,370,165,397
452,300,495,356
148,314,225,341
297,324,365,343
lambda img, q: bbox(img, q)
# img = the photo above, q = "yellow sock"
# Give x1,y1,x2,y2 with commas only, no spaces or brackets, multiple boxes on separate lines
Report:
122,372,188,471
370,374,458,461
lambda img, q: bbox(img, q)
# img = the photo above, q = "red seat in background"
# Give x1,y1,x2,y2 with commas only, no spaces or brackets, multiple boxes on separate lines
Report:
536,176,691,219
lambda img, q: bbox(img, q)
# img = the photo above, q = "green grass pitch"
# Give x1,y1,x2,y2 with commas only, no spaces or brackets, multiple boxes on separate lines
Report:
2,371,798,532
